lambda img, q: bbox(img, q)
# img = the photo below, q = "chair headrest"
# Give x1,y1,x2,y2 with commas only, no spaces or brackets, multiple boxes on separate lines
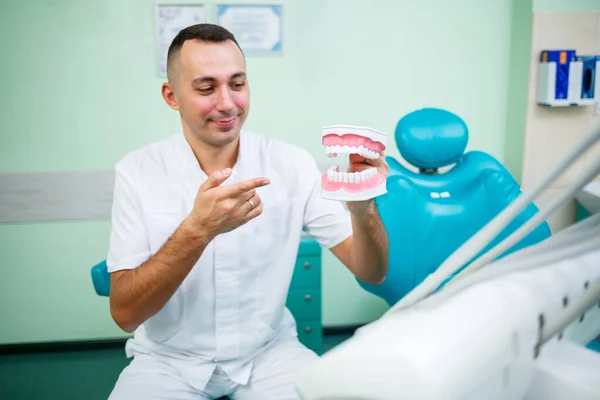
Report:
395,108,469,169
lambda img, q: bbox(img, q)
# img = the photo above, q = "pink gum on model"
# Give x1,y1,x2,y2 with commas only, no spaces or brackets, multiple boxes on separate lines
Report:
321,124,388,201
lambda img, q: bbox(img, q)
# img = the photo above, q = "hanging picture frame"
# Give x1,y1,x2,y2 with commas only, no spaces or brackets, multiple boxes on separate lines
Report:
215,3,283,55
155,2,207,76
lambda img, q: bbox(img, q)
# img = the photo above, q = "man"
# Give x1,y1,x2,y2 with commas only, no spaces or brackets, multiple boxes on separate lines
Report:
107,23,389,399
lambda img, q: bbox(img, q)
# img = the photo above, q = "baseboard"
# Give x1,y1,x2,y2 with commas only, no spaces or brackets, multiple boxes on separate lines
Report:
322,324,364,336
0,338,129,355
0,325,366,355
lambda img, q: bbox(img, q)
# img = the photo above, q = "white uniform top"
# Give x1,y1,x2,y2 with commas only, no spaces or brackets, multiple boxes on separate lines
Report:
106,129,352,391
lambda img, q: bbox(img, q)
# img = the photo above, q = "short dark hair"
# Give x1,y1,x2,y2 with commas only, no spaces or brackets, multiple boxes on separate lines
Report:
166,23,244,82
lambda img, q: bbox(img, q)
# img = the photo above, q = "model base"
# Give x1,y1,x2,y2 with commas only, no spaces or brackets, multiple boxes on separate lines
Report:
321,183,387,201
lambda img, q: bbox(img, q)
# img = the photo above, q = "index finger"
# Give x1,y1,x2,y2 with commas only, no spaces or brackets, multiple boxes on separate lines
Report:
220,177,270,198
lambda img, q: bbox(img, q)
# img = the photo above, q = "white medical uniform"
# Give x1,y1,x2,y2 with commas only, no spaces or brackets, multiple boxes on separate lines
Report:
106,129,352,399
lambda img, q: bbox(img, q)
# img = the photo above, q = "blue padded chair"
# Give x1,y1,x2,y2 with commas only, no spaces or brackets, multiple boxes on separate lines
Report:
91,260,110,297
358,108,553,306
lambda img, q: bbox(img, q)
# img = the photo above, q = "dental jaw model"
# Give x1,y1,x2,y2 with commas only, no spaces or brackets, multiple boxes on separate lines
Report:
321,125,388,201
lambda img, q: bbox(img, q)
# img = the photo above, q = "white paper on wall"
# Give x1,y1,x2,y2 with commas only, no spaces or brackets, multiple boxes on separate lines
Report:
155,4,206,77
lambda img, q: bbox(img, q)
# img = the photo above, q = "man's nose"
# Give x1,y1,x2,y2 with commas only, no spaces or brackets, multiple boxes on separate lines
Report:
215,87,234,111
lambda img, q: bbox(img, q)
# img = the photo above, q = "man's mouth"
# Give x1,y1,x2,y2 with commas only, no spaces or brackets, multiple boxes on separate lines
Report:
212,118,236,127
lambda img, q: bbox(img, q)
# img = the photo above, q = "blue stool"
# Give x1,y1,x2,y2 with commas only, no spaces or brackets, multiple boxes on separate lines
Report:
91,260,110,297
359,108,553,306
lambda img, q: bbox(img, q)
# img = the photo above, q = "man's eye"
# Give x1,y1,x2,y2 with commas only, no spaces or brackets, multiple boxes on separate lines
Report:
232,82,245,89
197,87,213,93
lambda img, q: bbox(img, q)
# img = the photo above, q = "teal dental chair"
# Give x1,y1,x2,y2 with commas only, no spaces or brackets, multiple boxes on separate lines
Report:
359,108,553,306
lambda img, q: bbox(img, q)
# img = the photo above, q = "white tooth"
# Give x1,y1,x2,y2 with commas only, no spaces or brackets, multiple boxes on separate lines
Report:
356,172,363,182
327,169,333,181
326,146,333,154
342,145,350,153
334,145,342,153
343,172,349,182
349,172,355,183
350,146,357,154
334,172,340,181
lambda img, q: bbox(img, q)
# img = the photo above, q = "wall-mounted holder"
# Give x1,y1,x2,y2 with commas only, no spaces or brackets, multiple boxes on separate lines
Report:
537,49,600,107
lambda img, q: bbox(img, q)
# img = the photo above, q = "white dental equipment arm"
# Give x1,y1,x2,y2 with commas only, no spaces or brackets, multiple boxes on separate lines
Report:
295,221,600,399
294,122,600,400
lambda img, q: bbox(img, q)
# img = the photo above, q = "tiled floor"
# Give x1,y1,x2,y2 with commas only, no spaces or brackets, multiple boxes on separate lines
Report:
0,333,353,400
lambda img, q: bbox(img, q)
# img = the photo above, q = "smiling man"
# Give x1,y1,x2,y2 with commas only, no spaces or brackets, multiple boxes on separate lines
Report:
106,23,389,399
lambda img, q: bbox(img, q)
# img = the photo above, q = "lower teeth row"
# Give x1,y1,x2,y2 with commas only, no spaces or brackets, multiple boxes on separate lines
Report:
327,167,377,182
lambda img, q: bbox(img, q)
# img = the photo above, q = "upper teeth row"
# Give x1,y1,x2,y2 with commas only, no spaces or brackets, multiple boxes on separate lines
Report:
325,145,379,159
327,167,378,182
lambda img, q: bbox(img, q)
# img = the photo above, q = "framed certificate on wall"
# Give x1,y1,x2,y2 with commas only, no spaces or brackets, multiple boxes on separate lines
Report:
216,4,282,54
155,3,207,76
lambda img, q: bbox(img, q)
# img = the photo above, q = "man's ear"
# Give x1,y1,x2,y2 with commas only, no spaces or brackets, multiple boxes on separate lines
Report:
161,82,179,111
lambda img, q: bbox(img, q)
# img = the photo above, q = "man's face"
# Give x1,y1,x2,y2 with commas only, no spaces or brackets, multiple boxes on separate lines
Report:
164,39,249,147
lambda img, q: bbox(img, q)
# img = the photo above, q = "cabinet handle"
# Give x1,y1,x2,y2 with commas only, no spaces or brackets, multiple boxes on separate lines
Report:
303,262,311,269
304,294,312,302
304,326,312,333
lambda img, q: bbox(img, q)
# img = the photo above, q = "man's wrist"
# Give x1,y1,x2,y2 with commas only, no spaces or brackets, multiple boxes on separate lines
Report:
349,199,377,219
180,216,214,246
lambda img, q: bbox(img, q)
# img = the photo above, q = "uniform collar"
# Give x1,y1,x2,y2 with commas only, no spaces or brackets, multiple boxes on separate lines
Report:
174,130,249,182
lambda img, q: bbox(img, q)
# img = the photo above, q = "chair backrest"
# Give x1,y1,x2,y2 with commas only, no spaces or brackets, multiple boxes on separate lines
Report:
359,108,552,306
91,260,110,297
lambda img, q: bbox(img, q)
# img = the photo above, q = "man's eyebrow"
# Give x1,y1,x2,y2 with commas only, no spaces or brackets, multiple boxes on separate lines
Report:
191,72,246,85
230,72,246,80
192,76,216,85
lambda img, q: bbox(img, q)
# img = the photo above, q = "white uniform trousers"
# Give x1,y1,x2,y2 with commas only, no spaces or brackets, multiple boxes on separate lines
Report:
108,335,319,400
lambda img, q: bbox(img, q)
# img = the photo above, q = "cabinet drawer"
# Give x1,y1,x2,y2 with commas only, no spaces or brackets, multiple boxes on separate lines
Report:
286,288,321,320
291,256,321,289
296,319,323,355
